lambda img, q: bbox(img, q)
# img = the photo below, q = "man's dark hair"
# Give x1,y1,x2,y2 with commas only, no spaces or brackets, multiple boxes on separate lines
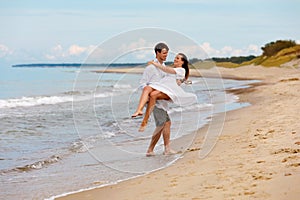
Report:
154,42,169,54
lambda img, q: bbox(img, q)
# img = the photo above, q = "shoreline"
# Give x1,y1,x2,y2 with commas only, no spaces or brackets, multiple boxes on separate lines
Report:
57,65,300,200
92,67,257,80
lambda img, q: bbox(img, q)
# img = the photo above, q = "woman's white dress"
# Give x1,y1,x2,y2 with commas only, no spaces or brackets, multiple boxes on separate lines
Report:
149,68,197,106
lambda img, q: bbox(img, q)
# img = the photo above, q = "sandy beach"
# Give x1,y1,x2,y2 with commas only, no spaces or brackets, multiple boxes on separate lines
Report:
57,65,300,200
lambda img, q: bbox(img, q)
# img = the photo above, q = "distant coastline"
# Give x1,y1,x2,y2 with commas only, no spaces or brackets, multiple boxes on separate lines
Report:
11,63,147,68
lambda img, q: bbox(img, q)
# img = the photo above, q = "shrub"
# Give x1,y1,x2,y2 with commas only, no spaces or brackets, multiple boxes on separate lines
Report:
261,40,296,57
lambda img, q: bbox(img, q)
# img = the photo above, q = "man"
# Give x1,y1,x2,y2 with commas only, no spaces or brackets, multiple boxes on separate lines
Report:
138,42,176,156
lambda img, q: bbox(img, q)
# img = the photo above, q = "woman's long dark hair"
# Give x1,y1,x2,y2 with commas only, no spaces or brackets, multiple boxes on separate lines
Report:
178,53,189,80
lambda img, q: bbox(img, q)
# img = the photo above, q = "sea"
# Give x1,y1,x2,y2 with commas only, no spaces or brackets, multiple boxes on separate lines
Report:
0,64,258,200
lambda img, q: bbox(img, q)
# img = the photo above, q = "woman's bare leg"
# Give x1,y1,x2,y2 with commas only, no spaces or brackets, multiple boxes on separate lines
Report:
139,91,170,132
132,86,154,118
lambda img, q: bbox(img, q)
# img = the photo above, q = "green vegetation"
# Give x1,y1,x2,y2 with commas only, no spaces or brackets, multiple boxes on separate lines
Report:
190,56,256,69
190,60,215,69
214,62,240,68
261,40,296,57
249,44,300,67
212,55,256,64
214,40,300,68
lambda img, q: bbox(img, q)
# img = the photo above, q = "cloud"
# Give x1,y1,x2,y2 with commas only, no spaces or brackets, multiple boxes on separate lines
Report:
0,44,13,58
114,38,155,62
200,42,261,57
171,44,208,60
53,44,63,51
45,54,56,60
0,42,263,65
82,38,156,63
118,38,149,53
45,44,96,61
200,42,218,57
68,45,86,56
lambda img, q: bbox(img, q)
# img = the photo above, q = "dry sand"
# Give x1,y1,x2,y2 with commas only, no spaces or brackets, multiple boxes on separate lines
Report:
58,65,300,200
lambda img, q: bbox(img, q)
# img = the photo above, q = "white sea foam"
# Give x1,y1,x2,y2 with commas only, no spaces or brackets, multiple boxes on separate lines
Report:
0,96,74,109
113,84,132,89
0,91,116,109
168,103,213,114
94,92,114,98
102,131,116,139
225,93,240,104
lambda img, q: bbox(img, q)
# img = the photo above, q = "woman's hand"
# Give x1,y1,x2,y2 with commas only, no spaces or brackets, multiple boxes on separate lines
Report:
148,61,176,75
149,61,161,68
147,60,155,65
176,79,182,86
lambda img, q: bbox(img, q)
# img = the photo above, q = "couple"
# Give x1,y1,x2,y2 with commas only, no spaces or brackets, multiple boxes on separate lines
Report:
132,42,197,156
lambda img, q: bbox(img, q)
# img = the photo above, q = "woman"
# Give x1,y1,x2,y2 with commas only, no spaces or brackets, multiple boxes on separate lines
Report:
132,53,198,131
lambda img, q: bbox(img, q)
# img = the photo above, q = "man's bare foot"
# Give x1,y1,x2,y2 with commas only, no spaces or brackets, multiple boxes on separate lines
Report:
138,121,148,132
138,125,147,132
163,149,177,155
146,152,155,157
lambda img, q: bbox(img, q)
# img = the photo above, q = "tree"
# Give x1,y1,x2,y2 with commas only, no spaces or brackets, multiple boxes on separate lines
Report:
211,55,256,64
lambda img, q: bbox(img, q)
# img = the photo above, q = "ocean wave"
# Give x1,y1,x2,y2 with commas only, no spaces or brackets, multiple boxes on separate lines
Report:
63,90,82,95
94,92,114,98
101,131,116,139
0,96,74,109
0,91,117,109
69,132,116,153
69,141,90,153
1,155,61,174
113,84,132,89
168,103,213,114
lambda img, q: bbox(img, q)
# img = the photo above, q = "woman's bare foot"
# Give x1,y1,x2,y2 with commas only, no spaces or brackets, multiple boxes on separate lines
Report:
131,111,143,118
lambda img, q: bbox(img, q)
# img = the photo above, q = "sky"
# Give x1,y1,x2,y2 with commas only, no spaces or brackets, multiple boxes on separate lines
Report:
0,0,299,65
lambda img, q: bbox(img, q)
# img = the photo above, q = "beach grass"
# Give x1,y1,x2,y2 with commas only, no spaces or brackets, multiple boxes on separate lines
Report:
190,60,215,69
215,62,240,68
215,45,300,68
247,45,300,67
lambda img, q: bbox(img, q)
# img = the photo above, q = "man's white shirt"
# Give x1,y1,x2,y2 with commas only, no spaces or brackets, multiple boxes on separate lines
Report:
139,59,169,111
139,62,166,87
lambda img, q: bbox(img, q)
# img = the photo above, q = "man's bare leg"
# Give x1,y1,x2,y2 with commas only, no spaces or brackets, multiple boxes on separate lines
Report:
162,121,176,155
146,125,164,156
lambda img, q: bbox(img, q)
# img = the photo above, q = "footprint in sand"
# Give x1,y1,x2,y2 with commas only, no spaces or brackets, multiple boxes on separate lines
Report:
281,155,300,167
186,147,201,152
279,78,299,82
273,148,300,154
284,172,292,176
244,191,255,195
253,129,275,140
281,155,298,163
289,163,300,167
251,171,273,181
